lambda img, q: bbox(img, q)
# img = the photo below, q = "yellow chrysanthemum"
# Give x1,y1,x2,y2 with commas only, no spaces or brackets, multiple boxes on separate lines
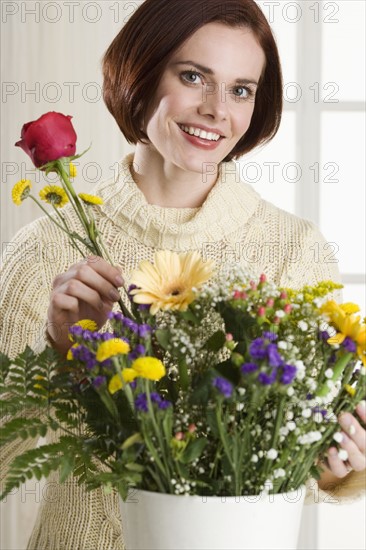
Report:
108,374,123,395
69,319,98,342
129,250,215,315
12,179,32,205
344,384,356,397
78,193,104,205
108,369,137,395
69,162,77,178
66,344,80,360
131,357,166,381
321,300,366,366
96,339,130,362
39,185,69,208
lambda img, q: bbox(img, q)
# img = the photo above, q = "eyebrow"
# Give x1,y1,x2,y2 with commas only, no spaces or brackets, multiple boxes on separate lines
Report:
172,60,259,86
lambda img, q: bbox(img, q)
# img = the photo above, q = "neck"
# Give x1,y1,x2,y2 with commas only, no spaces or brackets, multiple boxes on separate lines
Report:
131,144,220,208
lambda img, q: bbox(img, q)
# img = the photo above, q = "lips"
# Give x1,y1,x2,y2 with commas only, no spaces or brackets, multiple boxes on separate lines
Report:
177,123,224,150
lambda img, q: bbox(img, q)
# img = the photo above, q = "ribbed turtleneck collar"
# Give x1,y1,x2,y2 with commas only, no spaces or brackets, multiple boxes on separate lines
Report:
93,153,261,250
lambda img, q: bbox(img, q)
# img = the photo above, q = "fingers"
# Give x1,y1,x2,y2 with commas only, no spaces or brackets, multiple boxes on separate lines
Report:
339,412,366,455
356,400,366,424
326,407,366,478
326,446,353,478
82,256,125,288
52,257,124,303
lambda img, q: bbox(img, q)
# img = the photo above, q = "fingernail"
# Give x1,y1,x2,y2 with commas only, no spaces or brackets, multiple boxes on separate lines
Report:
115,276,124,287
109,288,120,301
339,413,351,427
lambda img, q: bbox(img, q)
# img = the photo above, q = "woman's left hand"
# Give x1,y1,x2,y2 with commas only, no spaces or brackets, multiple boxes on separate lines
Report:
326,401,366,478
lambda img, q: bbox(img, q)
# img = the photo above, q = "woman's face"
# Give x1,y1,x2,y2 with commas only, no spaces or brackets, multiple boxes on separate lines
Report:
143,22,266,172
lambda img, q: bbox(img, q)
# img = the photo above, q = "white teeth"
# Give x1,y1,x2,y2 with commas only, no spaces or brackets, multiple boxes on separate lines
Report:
179,125,221,141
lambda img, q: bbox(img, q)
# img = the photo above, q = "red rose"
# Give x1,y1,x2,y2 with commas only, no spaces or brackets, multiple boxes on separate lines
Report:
15,111,77,168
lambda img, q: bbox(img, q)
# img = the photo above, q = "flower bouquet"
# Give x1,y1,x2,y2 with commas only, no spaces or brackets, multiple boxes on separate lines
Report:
2,112,365,550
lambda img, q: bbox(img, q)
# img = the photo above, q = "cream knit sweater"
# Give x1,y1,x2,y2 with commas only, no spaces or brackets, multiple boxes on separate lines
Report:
1,153,364,550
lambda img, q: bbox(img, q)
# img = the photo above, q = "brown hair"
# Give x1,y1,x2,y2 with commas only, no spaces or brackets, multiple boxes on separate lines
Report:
102,0,283,162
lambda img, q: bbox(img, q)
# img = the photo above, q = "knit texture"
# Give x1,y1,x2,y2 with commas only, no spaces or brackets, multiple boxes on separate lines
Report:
1,153,363,549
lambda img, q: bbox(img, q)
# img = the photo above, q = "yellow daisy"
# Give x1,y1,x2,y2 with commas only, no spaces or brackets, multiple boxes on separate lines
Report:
39,185,69,208
12,179,32,205
96,339,130,362
129,250,215,314
131,357,166,381
78,193,104,205
69,162,77,178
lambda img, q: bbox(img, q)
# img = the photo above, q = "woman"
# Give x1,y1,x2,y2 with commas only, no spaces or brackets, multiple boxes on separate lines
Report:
1,1,365,548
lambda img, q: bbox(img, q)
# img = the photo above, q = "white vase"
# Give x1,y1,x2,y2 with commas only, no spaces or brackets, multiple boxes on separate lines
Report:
120,486,306,550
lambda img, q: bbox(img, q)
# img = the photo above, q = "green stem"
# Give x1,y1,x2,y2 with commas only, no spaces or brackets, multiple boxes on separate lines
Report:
51,204,86,257
262,396,286,479
57,160,94,240
28,195,94,253
216,405,235,472
145,381,172,489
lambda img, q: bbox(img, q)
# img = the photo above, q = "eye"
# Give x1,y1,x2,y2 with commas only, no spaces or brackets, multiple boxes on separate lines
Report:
233,86,255,100
180,70,204,85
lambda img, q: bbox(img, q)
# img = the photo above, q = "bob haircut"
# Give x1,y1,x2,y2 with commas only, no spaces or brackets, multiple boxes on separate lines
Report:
102,0,283,162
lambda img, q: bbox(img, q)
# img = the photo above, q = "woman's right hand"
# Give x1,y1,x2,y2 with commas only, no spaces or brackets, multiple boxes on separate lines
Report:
46,256,125,357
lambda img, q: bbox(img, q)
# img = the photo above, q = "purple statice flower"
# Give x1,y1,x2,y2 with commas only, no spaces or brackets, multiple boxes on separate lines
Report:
138,304,151,311
139,324,153,338
249,338,267,360
69,325,83,339
306,393,314,400
241,362,259,374
267,343,283,367
92,375,106,389
122,318,139,334
107,311,124,322
280,364,297,384
135,392,171,412
342,337,356,353
129,380,137,389
100,359,113,369
150,392,172,410
135,393,148,412
128,344,146,361
81,330,94,342
319,330,330,341
258,367,278,386
312,406,328,418
329,352,337,365
71,345,97,370
212,377,234,398
263,331,278,342
100,333,115,342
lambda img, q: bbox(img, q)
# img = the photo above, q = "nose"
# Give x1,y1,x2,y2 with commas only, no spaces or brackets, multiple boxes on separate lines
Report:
198,82,229,120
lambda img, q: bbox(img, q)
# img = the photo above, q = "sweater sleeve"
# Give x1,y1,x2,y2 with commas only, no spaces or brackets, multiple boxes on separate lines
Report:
1,221,51,482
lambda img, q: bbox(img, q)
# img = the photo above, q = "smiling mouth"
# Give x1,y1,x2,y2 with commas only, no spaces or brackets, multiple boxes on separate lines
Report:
178,124,224,142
